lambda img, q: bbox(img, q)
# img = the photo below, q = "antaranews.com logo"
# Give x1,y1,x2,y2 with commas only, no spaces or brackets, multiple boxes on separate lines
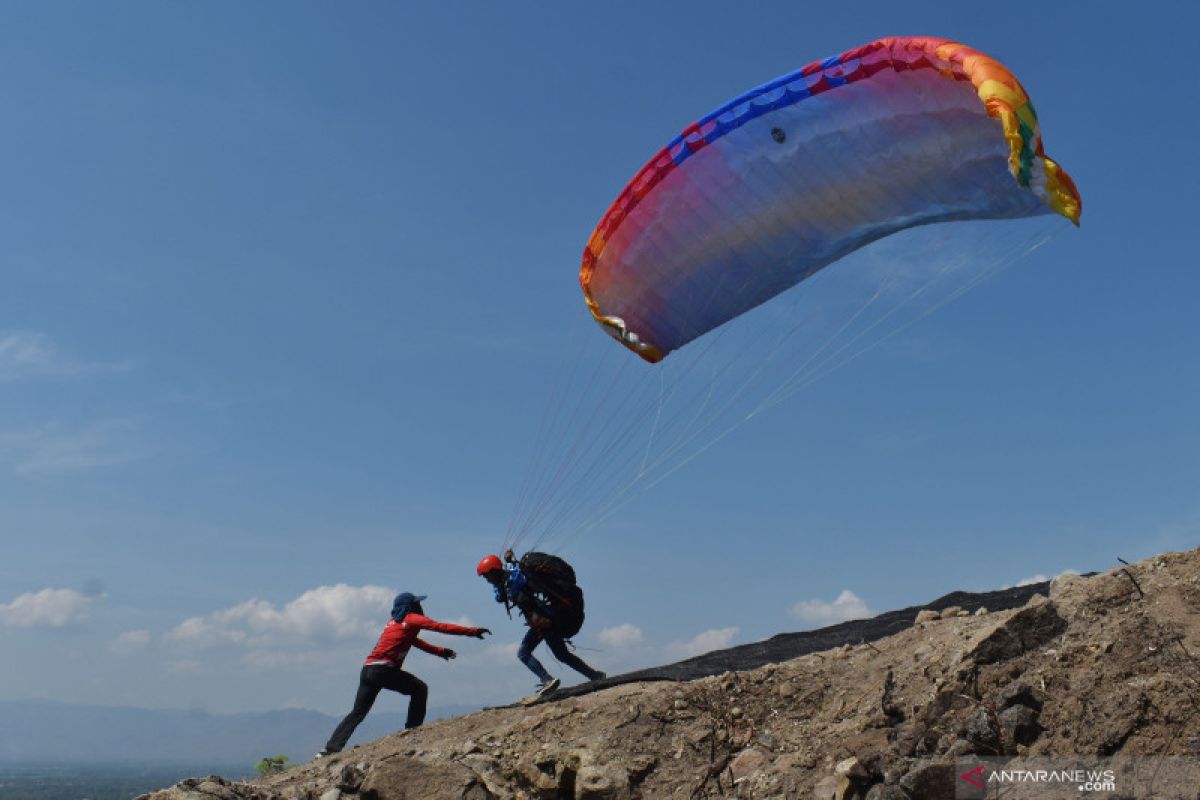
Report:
955,757,1200,798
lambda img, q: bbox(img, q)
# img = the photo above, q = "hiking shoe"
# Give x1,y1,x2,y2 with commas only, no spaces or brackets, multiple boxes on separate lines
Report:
534,677,561,697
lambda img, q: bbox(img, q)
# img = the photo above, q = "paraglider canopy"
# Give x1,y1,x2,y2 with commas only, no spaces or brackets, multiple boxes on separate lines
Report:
580,36,1081,363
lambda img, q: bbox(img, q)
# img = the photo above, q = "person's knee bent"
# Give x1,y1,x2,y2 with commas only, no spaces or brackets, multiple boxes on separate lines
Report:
545,635,569,660
518,631,541,662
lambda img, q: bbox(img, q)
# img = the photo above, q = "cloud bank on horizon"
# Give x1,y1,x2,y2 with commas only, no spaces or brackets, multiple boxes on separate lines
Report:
0,588,100,628
163,584,396,649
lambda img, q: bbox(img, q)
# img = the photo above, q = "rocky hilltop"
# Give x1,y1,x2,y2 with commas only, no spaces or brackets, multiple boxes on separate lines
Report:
139,549,1200,799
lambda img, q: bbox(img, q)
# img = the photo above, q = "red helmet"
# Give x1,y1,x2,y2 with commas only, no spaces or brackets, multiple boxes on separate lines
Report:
476,554,503,576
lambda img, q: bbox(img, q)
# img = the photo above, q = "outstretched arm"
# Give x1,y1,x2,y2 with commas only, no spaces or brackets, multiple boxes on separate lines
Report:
413,637,452,658
405,613,489,638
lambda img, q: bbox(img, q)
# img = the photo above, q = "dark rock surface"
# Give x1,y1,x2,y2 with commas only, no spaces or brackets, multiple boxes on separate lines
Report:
553,581,1052,701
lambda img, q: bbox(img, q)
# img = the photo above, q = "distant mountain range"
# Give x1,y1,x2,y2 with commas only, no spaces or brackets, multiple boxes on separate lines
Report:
0,699,479,767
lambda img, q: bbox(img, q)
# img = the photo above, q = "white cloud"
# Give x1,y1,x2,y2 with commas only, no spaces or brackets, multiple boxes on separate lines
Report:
597,623,644,649
164,584,394,649
789,590,871,628
166,615,219,644
0,420,148,477
0,588,97,628
0,331,129,380
668,627,738,659
0,332,63,378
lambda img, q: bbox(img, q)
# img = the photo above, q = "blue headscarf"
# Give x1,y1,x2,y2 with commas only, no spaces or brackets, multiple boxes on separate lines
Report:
391,592,427,623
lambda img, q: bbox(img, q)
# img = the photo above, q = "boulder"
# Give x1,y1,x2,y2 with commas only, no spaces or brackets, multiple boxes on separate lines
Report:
998,704,1042,747
996,681,1044,712
574,763,631,799
812,773,851,799
514,752,561,798
809,756,873,798
964,707,999,752
335,763,364,792
965,602,1067,665
864,785,909,800
899,761,955,799
729,747,770,782
1049,571,1085,599
357,757,489,800
945,738,975,757
834,756,868,780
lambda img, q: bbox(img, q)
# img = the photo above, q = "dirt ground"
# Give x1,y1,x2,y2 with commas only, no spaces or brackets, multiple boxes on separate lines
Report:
139,549,1200,799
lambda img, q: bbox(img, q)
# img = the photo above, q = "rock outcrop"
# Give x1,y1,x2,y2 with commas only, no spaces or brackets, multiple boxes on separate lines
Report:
139,549,1200,799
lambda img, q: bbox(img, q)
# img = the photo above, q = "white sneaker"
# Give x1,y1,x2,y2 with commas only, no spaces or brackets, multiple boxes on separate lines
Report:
534,677,561,697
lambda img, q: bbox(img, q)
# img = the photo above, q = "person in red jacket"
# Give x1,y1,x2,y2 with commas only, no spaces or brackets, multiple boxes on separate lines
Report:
319,592,489,755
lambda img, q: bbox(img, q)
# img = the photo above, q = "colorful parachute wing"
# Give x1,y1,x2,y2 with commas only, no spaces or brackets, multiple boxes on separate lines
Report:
580,36,1081,363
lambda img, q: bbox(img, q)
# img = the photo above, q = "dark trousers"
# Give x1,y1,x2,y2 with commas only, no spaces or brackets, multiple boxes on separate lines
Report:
324,665,427,753
517,628,603,682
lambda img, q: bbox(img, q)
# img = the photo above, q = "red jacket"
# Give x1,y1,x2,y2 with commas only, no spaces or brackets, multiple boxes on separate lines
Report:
364,613,481,668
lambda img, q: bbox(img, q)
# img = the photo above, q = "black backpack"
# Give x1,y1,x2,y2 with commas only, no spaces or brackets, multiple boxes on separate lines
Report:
519,552,585,638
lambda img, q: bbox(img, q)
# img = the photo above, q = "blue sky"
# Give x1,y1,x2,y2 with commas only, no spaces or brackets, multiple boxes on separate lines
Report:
1,2,1197,721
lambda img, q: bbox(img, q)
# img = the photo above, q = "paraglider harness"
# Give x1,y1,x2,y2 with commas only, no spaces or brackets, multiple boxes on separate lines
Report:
499,550,586,639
